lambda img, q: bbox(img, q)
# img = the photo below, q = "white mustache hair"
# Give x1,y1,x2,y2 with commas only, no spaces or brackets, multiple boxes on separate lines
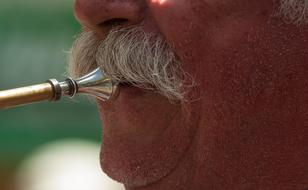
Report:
68,27,192,101
278,0,308,25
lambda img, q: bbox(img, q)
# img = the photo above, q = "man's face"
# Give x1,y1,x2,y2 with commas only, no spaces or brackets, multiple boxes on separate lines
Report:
71,0,308,189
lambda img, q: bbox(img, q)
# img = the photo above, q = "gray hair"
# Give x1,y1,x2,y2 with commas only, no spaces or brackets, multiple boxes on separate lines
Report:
68,27,191,101
278,0,308,25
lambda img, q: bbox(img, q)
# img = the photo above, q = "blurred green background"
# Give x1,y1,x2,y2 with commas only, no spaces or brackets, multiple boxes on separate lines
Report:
0,0,102,189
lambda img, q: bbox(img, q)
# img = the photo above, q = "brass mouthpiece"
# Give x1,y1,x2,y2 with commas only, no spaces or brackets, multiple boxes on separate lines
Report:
0,68,118,109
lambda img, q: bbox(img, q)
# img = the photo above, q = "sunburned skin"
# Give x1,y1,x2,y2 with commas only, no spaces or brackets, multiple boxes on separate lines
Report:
74,0,308,189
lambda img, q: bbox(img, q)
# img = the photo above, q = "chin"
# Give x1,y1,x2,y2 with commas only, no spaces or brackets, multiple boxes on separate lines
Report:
96,86,195,187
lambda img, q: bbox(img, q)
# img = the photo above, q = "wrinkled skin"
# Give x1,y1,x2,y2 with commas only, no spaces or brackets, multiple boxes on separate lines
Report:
74,0,308,189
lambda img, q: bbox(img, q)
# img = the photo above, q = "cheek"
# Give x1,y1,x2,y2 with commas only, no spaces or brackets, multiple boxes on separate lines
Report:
146,0,213,83
145,0,273,92
147,0,208,49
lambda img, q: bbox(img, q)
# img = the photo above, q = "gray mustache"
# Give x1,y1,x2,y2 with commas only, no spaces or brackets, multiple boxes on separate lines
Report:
68,27,190,100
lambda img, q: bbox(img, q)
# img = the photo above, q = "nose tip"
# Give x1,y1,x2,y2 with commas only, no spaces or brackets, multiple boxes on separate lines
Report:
75,0,144,33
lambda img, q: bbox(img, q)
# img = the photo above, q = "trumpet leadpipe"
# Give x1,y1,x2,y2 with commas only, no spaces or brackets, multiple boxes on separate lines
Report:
0,68,118,110
0,82,55,109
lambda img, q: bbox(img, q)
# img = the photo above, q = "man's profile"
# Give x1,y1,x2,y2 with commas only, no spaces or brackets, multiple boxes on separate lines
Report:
68,0,308,189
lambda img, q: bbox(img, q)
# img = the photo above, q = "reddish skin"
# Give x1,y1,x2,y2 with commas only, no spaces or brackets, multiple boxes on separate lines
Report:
75,0,308,189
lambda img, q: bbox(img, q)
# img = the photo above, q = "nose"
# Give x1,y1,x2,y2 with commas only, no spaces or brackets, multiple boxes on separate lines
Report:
75,0,145,33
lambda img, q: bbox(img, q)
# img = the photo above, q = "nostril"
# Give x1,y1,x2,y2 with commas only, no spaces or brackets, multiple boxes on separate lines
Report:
101,18,129,28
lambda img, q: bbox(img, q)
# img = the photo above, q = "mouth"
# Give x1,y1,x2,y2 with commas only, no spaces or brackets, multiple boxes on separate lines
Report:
118,82,132,87
117,81,156,91
116,81,154,94
101,81,148,104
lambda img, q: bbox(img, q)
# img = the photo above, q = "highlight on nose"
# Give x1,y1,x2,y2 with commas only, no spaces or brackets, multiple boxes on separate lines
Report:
151,0,168,5
74,0,144,33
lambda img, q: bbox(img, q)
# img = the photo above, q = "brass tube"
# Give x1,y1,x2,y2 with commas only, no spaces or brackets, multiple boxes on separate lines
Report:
0,83,54,109
0,68,117,110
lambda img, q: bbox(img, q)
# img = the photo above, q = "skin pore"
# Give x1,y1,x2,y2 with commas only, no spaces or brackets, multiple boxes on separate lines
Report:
72,0,308,189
